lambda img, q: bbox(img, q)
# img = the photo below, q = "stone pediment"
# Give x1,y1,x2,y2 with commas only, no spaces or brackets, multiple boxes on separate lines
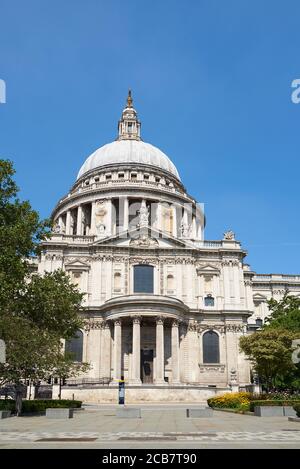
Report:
64,259,90,271
196,264,220,275
93,226,196,249
253,293,267,303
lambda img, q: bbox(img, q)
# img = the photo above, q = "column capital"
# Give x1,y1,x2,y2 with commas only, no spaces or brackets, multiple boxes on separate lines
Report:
154,315,166,385
156,316,165,325
132,316,142,325
171,319,180,328
130,314,142,385
101,320,111,330
113,319,122,326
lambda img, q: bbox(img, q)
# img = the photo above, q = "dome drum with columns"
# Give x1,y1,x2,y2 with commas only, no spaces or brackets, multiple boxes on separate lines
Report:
38,92,300,403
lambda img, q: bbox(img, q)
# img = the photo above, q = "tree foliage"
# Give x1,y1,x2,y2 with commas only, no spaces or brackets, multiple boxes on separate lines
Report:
240,328,300,391
265,294,300,332
0,159,89,391
0,160,50,311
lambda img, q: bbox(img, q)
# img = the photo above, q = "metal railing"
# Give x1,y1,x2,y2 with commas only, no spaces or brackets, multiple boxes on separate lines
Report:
64,377,111,387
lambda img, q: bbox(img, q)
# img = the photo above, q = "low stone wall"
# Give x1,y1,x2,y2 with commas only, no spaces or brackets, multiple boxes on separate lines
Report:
60,385,229,404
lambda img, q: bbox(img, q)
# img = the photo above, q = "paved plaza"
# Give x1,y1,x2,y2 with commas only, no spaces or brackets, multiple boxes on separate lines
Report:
0,404,300,449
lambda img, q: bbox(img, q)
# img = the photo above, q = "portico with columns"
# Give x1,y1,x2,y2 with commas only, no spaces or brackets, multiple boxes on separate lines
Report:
93,294,188,386
103,315,181,385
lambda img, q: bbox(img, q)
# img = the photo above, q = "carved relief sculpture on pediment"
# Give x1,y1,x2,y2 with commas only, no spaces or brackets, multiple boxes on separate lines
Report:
129,234,158,248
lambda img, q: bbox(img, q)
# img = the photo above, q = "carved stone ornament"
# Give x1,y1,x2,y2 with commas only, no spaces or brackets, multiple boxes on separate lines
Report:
180,221,191,238
138,201,149,228
52,220,62,234
221,258,240,267
101,320,111,330
199,364,225,373
160,257,195,265
225,324,246,333
230,367,238,383
223,230,235,241
45,253,63,261
96,222,106,237
156,316,164,325
273,289,287,296
244,280,253,287
95,200,108,237
129,257,159,265
84,319,104,331
198,324,226,334
187,322,244,334
95,199,107,217
187,320,198,331
129,235,158,248
132,316,142,325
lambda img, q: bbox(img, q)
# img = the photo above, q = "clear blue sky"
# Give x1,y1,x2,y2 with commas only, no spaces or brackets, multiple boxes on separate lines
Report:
0,0,299,274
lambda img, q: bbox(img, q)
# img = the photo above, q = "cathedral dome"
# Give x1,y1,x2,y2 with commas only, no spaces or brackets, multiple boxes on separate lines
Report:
76,91,180,181
77,139,180,180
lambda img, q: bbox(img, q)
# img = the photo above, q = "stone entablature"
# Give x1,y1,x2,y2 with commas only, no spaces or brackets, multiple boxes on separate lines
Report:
99,294,189,321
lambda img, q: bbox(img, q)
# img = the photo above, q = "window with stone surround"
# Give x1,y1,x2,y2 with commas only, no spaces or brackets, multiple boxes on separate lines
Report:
65,330,83,362
114,272,121,292
204,294,215,307
134,264,154,293
203,330,220,363
71,271,81,288
167,274,175,293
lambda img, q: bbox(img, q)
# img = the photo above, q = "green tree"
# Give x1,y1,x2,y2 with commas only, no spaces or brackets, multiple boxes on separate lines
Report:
0,160,49,312
265,294,300,332
240,328,300,391
0,160,89,413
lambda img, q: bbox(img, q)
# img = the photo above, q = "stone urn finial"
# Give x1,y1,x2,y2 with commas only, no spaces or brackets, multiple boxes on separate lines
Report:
223,230,235,241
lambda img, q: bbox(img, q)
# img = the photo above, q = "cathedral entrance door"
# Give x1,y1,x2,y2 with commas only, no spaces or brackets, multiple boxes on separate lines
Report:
141,349,153,383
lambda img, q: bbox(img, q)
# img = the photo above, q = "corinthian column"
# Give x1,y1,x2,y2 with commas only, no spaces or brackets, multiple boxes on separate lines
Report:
90,201,96,235
131,317,141,384
171,320,180,384
113,319,122,381
123,197,129,232
100,322,111,379
76,205,82,235
154,317,166,384
66,210,71,235
172,204,177,237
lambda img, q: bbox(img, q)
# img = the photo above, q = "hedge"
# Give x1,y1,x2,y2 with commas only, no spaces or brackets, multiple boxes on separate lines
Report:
293,405,300,417
249,400,300,412
250,393,300,401
0,399,82,413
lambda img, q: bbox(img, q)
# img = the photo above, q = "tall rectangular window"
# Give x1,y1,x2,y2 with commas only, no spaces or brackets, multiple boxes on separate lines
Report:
134,265,154,293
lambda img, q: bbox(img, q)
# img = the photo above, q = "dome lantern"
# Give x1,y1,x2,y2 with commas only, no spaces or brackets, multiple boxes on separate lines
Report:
117,90,141,141
76,92,181,181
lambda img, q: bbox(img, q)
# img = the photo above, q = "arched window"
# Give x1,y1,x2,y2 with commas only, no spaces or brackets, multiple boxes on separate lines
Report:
203,331,220,363
114,272,121,291
65,330,83,362
167,274,175,291
204,295,215,307
134,265,154,293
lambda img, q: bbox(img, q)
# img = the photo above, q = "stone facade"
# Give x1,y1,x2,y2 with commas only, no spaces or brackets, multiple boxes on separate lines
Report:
36,93,300,402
